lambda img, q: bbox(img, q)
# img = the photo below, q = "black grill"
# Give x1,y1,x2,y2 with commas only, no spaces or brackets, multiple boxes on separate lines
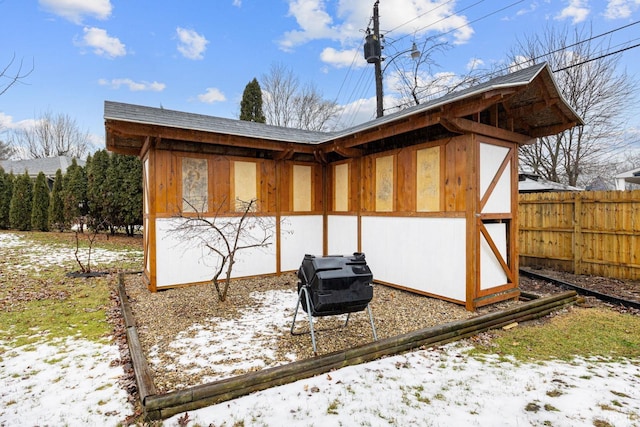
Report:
297,252,374,316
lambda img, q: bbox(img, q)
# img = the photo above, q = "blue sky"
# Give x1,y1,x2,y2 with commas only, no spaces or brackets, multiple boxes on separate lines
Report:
1,0,639,153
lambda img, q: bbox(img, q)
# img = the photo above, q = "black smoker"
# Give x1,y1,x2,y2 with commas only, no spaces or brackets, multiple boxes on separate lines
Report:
291,252,377,353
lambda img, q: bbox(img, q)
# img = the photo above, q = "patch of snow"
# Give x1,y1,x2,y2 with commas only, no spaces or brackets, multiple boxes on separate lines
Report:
166,344,640,426
0,337,131,426
0,232,143,273
149,289,298,382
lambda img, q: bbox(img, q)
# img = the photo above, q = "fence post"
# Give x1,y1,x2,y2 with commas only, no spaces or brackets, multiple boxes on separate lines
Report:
573,193,583,275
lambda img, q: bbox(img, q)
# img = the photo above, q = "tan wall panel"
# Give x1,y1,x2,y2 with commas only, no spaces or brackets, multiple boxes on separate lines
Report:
233,160,257,211
181,157,209,212
416,146,441,212
375,155,394,212
293,164,312,212
334,162,349,212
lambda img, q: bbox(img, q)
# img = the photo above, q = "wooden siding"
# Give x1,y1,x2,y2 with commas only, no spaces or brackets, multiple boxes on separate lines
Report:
519,190,640,280
358,135,468,216
151,151,289,216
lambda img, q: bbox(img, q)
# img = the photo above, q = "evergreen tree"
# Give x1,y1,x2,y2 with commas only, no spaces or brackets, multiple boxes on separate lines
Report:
105,153,123,232
86,149,111,229
31,171,50,231
49,169,66,231
239,78,266,123
63,158,88,230
0,171,14,229
119,154,143,235
9,171,33,231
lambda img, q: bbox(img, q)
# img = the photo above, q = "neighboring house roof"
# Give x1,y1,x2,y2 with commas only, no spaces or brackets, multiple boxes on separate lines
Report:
518,173,583,193
0,156,86,178
614,167,640,190
105,62,584,157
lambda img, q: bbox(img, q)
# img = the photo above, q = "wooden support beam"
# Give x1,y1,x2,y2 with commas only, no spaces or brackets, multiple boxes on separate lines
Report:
440,117,534,145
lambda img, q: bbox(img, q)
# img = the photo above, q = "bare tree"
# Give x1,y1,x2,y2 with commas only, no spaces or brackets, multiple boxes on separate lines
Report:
0,139,15,160
9,110,92,159
170,198,276,302
386,35,487,111
508,24,638,187
261,63,339,131
1,53,33,97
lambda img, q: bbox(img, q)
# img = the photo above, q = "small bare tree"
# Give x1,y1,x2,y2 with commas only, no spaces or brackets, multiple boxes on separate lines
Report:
72,217,109,275
171,198,276,302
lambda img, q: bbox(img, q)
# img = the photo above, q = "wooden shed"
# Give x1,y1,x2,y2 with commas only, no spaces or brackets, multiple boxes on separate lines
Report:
105,63,581,311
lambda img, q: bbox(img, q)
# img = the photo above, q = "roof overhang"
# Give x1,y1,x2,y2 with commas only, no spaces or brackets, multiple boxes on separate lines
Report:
105,63,583,159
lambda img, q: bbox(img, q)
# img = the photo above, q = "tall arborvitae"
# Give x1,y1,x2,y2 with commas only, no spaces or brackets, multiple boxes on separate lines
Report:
0,168,8,229
86,149,111,229
63,158,88,230
118,154,143,236
9,171,33,231
31,171,50,231
240,78,266,123
49,169,66,231
0,171,14,229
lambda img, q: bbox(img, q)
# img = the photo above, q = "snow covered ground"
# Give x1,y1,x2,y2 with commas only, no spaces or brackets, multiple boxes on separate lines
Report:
1,232,639,426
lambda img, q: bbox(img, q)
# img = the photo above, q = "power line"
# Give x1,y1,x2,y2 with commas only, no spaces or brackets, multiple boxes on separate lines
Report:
384,0,458,34
387,21,640,111
553,42,640,72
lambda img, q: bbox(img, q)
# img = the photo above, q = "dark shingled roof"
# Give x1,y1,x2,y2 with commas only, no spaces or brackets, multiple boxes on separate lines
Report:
104,63,582,146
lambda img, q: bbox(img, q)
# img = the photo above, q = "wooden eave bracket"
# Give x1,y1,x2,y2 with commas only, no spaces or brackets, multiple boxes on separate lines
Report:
528,121,580,138
322,143,362,158
442,90,518,119
272,148,295,161
440,117,534,145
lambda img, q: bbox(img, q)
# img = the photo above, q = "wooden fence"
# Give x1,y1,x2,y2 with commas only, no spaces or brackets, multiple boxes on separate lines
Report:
518,190,640,280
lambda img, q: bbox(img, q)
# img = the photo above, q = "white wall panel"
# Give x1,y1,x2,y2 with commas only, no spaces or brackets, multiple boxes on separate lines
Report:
361,216,467,302
480,222,508,290
155,217,276,288
280,215,324,272
480,143,511,213
327,215,358,256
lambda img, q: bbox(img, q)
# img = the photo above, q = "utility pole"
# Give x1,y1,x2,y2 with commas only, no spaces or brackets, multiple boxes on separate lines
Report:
364,0,419,118
373,1,384,118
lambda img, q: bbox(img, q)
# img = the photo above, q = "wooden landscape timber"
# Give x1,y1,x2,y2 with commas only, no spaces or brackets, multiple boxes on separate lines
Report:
116,273,578,421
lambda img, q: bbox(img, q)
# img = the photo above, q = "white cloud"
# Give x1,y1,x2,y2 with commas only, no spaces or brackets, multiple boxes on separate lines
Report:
39,0,112,24
0,112,37,131
78,27,126,58
176,27,209,60
98,78,165,92
604,0,640,19
320,47,366,68
555,0,590,24
280,0,473,59
232,0,242,6
197,88,226,104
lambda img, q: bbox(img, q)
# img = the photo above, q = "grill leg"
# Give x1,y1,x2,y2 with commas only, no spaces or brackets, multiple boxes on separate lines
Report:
290,286,318,354
367,304,378,341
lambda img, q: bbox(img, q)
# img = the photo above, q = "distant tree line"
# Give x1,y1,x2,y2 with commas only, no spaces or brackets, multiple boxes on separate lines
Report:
0,149,142,235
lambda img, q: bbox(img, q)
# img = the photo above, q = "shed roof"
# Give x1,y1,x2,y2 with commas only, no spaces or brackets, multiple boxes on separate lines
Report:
105,63,583,157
